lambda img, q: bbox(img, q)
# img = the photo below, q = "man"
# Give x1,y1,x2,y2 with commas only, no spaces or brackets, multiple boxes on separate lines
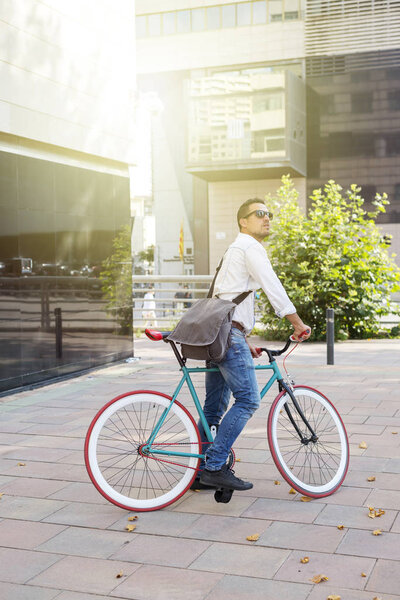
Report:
197,197,311,491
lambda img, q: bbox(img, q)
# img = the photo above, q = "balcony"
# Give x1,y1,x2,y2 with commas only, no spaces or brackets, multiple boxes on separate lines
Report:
186,70,306,181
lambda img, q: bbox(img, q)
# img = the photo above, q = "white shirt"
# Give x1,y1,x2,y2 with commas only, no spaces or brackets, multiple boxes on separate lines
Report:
213,232,296,334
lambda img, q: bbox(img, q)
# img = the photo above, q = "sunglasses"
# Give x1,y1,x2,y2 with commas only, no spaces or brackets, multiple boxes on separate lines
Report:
243,209,273,220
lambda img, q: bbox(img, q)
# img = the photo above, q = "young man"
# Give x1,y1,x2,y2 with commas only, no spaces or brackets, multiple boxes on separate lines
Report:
198,197,311,491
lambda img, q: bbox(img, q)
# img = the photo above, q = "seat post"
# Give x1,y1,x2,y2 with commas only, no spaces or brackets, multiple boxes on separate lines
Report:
167,339,186,367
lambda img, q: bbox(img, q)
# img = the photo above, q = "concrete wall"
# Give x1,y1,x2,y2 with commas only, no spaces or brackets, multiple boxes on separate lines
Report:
0,0,136,164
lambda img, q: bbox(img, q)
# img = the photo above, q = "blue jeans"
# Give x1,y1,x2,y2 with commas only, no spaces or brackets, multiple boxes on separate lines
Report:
198,327,261,471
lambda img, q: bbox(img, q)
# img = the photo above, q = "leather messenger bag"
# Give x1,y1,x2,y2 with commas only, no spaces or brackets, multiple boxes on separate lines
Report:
167,259,251,362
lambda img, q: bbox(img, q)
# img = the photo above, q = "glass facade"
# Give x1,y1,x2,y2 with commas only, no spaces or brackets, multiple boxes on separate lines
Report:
0,151,132,392
307,62,400,224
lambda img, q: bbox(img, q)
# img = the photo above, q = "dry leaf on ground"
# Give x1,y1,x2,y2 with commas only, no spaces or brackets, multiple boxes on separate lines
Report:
359,441,368,449
367,476,376,482
274,480,281,485
125,524,136,532
246,533,260,542
128,516,138,521
289,488,296,494
116,571,123,578
236,458,241,462
310,574,329,583
327,595,341,600
300,496,311,502
373,597,382,600
372,529,382,536
392,431,398,435
368,507,385,519
361,572,367,577
17,462,26,467
300,557,310,564
337,525,345,530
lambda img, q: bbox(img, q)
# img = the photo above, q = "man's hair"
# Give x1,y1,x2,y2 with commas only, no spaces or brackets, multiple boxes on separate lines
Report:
237,198,265,229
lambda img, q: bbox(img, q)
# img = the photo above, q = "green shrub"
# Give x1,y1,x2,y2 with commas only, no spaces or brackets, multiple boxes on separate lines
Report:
99,224,133,334
258,176,400,340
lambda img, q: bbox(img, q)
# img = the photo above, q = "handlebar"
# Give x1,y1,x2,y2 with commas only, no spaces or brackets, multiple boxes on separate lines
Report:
256,328,310,358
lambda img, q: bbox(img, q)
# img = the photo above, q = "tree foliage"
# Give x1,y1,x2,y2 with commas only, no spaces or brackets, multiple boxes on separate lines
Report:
99,224,133,335
258,176,400,340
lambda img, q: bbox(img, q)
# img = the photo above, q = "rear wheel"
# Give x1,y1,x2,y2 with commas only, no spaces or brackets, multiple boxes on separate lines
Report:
267,386,349,497
85,391,201,511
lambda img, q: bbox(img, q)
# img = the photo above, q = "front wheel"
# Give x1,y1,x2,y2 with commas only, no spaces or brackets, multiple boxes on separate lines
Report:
85,391,201,511
267,385,349,498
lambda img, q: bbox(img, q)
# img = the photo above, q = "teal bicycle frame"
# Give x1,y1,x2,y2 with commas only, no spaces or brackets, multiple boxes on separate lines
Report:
142,361,283,461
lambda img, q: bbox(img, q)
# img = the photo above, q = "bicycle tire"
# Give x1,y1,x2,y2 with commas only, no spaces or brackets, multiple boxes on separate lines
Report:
85,390,201,511
267,385,349,497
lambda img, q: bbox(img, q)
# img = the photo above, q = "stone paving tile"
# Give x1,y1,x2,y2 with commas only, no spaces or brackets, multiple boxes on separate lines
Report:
2,447,73,462
391,511,400,533
48,481,109,504
57,450,86,465
172,489,256,517
306,585,400,600
42,501,125,528
179,513,272,544
111,564,223,600
37,526,135,559
314,503,397,531
366,416,400,427
0,582,59,600
344,470,400,490
0,496,68,521
189,541,289,578
312,485,370,506
108,508,200,536
29,555,140,595
0,547,62,584
256,521,343,552
273,550,375,589
336,527,400,560
203,574,311,600
18,435,83,450
365,488,400,510
56,593,131,600
346,455,389,472
0,519,66,549
1,476,69,498
241,497,325,522
240,478,300,500
110,533,211,568
364,444,400,458
367,558,400,596
384,458,400,473
0,460,89,482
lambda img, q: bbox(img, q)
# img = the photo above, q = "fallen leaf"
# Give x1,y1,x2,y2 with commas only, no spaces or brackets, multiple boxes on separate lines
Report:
368,507,385,519
17,462,26,467
367,476,376,482
274,480,281,485
236,458,241,462
300,556,309,564
372,597,382,600
300,496,311,502
337,525,344,530
125,524,136,532
372,529,382,536
246,533,260,542
327,596,341,600
128,516,138,521
392,431,398,435
310,574,329,583
116,571,123,578
361,572,367,577
0,493,3,499
359,441,368,449
289,488,296,494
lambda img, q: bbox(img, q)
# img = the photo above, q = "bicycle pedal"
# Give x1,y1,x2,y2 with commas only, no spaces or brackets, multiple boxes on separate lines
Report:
214,488,234,504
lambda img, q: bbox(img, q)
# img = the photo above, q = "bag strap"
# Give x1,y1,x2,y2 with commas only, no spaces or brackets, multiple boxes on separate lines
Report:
207,256,252,306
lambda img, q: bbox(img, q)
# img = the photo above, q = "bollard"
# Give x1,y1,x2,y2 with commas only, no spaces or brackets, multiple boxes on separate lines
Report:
326,307,334,365
55,308,62,358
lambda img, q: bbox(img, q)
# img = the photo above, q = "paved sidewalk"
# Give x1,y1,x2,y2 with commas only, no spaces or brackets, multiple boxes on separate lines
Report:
0,337,399,600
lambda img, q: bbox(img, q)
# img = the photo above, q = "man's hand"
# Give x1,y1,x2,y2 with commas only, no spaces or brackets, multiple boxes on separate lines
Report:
246,338,262,358
285,313,311,342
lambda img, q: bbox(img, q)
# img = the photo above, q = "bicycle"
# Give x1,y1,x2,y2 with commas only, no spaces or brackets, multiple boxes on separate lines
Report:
84,329,349,512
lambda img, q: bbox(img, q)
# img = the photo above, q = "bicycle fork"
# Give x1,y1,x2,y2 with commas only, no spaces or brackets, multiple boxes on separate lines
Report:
279,380,318,445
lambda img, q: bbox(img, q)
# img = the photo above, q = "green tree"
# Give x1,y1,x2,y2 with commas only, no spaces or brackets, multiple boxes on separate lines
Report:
258,176,400,340
99,224,133,334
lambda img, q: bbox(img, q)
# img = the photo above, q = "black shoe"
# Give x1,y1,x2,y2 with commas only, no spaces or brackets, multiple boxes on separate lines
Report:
190,476,216,491
199,465,253,491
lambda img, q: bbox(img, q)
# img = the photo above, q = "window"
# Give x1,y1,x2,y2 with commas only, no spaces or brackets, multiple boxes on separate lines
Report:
163,12,176,35
321,95,335,115
148,13,161,36
136,15,147,38
222,4,236,28
269,0,283,21
351,93,373,113
253,93,284,112
253,129,285,152
284,0,299,20
394,184,400,203
192,8,205,31
253,0,267,23
237,2,252,25
207,6,221,29
388,90,400,111
177,10,190,33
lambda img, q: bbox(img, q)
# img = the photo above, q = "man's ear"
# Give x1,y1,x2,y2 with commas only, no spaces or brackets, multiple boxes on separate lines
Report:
239,217,246,230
